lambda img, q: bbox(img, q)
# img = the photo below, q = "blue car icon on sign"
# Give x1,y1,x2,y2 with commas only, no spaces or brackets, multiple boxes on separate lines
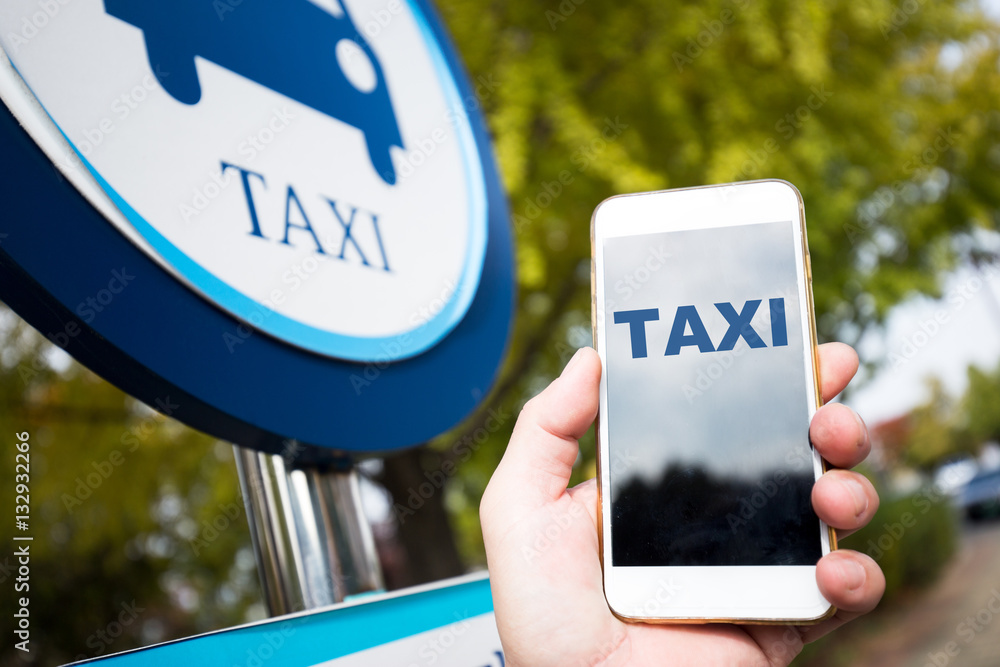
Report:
103,0,405,184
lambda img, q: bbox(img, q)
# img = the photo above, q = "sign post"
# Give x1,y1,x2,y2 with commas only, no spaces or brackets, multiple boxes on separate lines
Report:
234,448,383,614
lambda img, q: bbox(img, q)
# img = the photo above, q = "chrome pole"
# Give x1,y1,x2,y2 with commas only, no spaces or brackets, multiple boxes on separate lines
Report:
233,445,384,615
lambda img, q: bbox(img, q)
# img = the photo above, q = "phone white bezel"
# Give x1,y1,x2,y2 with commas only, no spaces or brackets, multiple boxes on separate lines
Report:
591,179,834,623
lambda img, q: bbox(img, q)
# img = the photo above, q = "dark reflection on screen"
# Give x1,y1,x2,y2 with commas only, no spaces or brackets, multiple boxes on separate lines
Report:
611,464,821,566
603,220,821,567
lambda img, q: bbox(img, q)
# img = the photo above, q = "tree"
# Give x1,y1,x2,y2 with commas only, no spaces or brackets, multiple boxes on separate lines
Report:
406,0,1000,570
0,313,260,665
901,378,977,470
962,361,1000,446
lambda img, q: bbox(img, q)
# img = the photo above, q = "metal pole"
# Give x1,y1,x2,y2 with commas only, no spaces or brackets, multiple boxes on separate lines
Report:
233,445,384,616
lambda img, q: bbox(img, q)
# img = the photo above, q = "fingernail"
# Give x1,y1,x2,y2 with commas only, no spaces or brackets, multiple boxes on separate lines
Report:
845,477,869,518
839,558,866,592
852,408,867,443
560,348,586,378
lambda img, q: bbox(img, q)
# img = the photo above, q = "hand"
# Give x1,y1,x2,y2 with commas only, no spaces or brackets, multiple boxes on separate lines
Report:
480,343,884,667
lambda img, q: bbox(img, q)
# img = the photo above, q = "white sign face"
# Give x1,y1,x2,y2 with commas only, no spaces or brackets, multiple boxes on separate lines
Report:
0,0,487,361
314,613,504,667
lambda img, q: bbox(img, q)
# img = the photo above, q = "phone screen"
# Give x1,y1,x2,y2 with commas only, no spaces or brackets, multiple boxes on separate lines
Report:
602,219,821,567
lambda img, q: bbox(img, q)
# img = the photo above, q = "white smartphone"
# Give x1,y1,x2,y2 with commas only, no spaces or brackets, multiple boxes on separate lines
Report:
591,179,835,624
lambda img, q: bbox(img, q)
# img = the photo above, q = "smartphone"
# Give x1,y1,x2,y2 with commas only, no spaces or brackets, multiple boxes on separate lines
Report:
591,179,834,624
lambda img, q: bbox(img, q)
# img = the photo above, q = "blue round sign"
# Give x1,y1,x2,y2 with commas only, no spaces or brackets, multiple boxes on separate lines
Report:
0,0,513,457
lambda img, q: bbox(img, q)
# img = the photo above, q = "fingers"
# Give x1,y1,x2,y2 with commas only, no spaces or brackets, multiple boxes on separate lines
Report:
809,358,877,540
799,550,886,643
484,348,602,513
812,470,879,539
817,342,859,404
817,550,884,613
805,345,882,641
810,403,870,469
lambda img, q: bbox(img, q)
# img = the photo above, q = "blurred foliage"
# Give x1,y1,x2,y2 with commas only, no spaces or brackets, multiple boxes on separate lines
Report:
962,360,1000,445
901,378,976,468
0,314,262,666
431,0,1000,567
841,483,957,598
2,0,1000,663
890,356,1000,470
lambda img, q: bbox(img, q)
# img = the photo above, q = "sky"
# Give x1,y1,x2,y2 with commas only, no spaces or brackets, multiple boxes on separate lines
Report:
847,262,1000,425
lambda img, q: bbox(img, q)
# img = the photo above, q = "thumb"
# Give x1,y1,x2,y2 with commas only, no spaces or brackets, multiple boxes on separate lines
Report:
484,347,602,514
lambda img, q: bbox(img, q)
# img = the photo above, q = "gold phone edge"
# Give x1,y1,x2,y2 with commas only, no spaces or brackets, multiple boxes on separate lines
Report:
591,180,838,626
590,203,605,577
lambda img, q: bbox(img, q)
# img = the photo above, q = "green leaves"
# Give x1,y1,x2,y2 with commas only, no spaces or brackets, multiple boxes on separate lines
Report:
431,0,1000,564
